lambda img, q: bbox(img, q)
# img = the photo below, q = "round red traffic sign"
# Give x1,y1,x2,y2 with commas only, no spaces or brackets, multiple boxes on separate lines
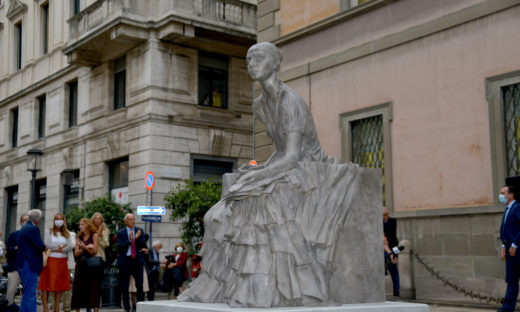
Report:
145,171,155,191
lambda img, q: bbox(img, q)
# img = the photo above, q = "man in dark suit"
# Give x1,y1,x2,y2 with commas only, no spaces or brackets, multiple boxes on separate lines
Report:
499,185,520,312
116,213,146,312
5,214,28,305
145,240,162,301
15,209,46,312
383,207,399,297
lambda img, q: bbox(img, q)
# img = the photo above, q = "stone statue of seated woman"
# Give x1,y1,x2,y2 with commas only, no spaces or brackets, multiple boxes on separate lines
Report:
178,42,382,308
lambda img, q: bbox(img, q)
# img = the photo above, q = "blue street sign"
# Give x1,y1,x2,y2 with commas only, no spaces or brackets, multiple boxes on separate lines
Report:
142,215,162,222
137,206,165,215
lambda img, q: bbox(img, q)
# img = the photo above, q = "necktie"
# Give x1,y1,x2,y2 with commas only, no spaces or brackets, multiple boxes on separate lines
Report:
131,230,136,259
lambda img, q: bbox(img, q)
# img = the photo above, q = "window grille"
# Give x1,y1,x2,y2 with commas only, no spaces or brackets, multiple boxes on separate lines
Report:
351,114,386,204
503,83,520,176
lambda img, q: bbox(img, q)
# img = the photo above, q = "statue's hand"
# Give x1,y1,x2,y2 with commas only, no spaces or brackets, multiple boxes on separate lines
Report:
237,169,270,186
238,163,264,174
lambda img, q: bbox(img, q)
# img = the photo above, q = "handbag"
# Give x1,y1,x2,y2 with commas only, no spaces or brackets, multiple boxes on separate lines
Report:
42,249,51,267
85,255,102,268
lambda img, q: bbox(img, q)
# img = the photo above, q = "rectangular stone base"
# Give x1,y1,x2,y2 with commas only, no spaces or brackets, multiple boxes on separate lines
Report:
137,301,429,312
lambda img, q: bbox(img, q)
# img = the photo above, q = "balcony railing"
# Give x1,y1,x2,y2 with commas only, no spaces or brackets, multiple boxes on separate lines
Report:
68,0,256,42
68,0,133,41
194,0,256,28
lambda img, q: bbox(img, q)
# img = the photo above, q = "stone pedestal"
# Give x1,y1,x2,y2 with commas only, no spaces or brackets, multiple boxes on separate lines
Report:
137,301,429,312
330,167,384,303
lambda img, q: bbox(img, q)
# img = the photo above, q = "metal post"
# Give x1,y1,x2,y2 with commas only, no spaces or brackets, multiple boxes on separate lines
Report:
149,189,153,248
31,171,37,210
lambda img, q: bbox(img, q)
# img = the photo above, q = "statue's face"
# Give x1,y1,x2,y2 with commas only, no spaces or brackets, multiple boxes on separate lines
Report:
246,48,275,81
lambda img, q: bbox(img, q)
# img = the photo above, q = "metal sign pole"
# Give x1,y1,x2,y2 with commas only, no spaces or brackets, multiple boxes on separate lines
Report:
149,189,153,247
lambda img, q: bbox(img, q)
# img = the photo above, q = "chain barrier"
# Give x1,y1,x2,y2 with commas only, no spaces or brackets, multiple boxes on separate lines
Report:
410,249,506,305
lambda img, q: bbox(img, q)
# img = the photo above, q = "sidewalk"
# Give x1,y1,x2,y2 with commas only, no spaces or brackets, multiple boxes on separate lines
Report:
32,293,502,312
58,301,501,312
428,304,498,312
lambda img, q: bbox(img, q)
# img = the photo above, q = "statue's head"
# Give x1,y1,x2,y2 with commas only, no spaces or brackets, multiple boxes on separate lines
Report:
246,42,283,81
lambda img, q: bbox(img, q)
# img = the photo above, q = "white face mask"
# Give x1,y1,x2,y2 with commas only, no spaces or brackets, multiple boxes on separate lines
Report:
55,220,64,227
176,247,183,253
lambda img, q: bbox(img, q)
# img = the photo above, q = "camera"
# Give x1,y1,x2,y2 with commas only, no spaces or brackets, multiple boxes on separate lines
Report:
165,255,175,262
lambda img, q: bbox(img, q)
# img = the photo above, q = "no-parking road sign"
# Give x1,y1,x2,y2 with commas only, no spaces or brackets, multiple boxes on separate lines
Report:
145,171,155,191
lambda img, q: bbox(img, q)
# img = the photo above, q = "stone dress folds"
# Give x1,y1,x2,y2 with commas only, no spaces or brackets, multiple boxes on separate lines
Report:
178,84,358,307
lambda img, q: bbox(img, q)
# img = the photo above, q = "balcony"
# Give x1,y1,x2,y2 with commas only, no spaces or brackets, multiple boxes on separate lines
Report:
64,0,257,67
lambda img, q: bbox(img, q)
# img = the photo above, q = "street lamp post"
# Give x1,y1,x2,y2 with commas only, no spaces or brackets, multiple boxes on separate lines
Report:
27,149,43,210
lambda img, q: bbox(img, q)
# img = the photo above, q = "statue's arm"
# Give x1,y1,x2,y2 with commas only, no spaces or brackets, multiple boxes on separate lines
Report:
234,131,302,185
268,131,302,171
238,150,278,173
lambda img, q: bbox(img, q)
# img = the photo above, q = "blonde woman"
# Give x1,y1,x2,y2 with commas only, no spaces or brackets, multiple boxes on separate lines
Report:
71,218,99,312
91,213,109,264
38,213,72,312
91,212,109,307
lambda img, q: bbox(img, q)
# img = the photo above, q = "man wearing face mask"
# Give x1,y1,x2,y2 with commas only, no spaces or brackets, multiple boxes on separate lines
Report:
498,185,520,312
166,243,188,300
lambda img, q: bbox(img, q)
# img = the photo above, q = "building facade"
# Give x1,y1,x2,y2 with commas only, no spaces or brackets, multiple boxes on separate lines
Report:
0,0,256,254
256,0,520,304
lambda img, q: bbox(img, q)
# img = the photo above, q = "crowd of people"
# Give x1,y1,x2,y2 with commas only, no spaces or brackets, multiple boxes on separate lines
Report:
0,209,193,312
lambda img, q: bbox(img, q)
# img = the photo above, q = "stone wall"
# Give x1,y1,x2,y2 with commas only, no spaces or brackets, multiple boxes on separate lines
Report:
398,213,505,301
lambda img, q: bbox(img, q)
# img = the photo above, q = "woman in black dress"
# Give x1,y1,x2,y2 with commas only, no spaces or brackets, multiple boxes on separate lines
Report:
71,218,99,312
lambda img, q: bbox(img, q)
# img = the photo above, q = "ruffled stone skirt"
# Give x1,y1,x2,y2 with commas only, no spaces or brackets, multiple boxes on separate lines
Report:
178,162,359,307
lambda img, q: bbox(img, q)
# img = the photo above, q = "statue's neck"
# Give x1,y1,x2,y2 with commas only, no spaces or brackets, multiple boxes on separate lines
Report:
260,75,282,100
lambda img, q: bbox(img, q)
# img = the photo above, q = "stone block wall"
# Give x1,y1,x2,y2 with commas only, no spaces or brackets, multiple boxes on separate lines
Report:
398,213,505,302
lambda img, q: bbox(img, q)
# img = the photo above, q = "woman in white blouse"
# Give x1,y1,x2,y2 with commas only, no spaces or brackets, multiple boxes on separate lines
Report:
38,213,73,312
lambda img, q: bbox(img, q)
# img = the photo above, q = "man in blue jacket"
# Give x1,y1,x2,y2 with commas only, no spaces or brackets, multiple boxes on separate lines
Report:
15,209,47,312
499,185,520,312
5,213,28,305
116,213,146,312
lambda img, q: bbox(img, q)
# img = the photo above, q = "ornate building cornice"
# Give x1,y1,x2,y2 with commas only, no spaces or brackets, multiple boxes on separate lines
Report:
6,0,27,21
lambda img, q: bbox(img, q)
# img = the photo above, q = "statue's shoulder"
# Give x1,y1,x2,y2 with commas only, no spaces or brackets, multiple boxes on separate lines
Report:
280,85,311,117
